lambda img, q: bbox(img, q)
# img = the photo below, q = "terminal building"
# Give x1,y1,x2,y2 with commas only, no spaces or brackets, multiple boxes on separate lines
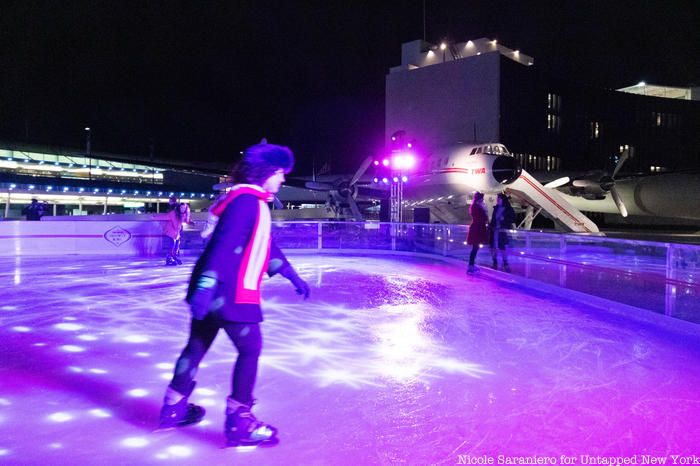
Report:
386,38,700,175
0,141,223,219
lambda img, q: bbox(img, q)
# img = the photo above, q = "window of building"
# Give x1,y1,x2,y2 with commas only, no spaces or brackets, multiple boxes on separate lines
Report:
590,121,600,139
547,93,561,112
547,114,560,133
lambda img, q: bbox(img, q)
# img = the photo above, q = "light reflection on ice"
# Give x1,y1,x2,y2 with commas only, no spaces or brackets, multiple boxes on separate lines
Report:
77,334,99,341
121,437,149,448
60,345,85,353
88,408,112,418
123,335,150,343
47,412,73,423
54,323,84,331
126,388,149,397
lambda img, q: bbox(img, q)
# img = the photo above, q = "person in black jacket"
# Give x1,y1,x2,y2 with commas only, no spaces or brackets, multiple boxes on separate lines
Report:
489,193,516,272
22,199,45,221
158,142,310,448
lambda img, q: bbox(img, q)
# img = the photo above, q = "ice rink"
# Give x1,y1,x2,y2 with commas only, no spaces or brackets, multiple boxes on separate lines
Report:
1,253,699,465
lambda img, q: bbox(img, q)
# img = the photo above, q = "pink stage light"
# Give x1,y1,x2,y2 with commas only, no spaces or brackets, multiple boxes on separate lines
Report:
391,152,416,170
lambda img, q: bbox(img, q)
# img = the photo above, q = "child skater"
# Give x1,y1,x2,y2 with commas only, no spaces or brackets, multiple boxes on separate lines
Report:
158,142,310,447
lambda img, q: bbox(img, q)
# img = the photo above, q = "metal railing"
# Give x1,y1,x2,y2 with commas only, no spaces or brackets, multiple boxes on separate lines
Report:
183,221,700,324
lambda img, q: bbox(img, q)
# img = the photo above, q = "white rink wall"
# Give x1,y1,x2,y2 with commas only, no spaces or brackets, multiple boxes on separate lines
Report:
0,217,166,256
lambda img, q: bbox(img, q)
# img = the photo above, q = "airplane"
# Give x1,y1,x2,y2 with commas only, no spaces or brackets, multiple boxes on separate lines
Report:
288,142,601,233
215,142,699,233
531,149,700,224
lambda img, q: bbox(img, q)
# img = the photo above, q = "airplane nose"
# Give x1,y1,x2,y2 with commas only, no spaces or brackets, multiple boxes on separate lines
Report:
492,156,522,184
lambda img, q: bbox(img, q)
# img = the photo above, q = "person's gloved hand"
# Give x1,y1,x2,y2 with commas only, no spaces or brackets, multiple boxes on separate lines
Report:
279,264,310,299
189,275,217,320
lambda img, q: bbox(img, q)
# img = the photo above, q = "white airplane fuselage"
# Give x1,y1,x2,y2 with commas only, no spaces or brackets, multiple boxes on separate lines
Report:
400,143,521,201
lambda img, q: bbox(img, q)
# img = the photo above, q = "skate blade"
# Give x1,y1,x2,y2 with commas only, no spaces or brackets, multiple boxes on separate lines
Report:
154,416,205,432
224,436,280,449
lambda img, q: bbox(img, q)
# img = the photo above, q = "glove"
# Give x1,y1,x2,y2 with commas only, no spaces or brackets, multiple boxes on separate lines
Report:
279,264,310,299
189,275,217,320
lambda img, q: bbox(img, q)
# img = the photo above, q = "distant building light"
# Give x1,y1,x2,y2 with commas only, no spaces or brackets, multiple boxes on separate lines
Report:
382,159,390,167
466,40,474,47
134,191,139,195
373,160,379,166
107,189,113,194
54,162,60,166
440,42,447,51
393,176,399,183
9,184,16,189
146,191,151,195
63,187,69,192
47,186,53,191
402,176,408,182
382,177,388,184
373,177,379,183
79,188,85,193
28,185,35,190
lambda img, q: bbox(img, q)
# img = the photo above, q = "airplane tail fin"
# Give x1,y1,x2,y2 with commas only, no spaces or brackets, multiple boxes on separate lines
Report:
507,169,599,233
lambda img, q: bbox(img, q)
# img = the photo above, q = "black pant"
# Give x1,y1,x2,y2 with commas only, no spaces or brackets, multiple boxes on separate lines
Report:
469,244,479,266
169,313,262,405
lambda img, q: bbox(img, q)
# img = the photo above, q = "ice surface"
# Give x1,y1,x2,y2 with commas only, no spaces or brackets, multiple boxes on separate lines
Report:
1,253,699,465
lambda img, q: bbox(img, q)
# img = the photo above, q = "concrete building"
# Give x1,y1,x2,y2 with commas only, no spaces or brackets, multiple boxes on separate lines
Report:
386,38,700,175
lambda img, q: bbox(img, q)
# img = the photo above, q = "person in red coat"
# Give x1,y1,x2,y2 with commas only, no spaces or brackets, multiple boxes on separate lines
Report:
467,191,489,273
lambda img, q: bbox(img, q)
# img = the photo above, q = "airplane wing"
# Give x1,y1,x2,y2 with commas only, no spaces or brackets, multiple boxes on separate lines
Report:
506,169,599,233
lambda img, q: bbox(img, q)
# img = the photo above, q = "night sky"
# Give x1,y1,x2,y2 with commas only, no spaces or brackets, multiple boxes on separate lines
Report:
1,0,698,174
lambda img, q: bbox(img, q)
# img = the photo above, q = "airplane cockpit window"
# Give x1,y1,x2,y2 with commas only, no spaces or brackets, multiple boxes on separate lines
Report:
470,148,477,155
476,147,482,154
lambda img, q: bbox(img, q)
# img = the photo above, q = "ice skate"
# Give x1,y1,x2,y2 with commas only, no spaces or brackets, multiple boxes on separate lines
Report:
224,398,279,448
158,382,205,429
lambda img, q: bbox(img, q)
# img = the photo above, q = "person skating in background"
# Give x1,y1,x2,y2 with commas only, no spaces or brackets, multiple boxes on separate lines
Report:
489,193,516,272
466,191,488,274
158,142,310,448
163,202,189,265
22,198,45,221
173,202,194,261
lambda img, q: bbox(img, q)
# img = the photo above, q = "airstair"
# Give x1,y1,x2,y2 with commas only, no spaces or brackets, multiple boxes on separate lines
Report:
506,169,599,233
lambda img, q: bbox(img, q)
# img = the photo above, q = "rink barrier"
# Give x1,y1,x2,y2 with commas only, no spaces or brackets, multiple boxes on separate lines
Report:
1,218,698,324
